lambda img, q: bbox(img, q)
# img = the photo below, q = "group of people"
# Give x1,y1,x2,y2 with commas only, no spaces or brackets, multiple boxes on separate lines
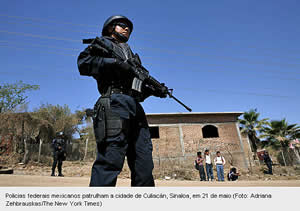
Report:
195,150,239,181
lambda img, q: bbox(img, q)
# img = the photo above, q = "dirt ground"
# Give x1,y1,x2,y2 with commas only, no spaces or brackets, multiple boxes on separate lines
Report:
1,174,300,187
1,160,300,187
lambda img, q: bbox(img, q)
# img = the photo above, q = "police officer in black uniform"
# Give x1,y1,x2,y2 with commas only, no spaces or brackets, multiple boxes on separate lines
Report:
51,132,66,177
263,151,273,175
77,15,167,186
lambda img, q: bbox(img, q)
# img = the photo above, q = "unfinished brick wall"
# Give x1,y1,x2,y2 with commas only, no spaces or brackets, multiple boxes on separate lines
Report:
147,112,250,172
152,126,181,158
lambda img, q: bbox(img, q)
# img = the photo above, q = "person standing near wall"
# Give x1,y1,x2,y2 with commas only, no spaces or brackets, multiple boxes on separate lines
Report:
263,151,273,175
195,152,206,181
214,151,226,181
204,149,214,181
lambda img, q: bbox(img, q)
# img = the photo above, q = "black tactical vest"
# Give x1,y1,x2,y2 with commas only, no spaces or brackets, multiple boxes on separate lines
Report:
95,37,135,95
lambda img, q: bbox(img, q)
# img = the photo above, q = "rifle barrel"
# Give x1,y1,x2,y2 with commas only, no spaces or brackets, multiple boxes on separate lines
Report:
168,93,192,112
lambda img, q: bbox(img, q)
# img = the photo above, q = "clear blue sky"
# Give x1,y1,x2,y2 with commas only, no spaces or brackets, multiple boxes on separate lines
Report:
0,0,299,124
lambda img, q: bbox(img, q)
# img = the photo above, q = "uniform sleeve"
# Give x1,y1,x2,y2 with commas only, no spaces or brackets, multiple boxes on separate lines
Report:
77,46,116,77
60,140,66,152
52,139,57,151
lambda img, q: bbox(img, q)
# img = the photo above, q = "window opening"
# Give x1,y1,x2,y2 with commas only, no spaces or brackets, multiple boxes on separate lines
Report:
202,125,219,138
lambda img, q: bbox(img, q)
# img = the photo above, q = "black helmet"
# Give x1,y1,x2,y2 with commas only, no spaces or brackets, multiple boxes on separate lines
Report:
56,131,64,137
102,15,133,36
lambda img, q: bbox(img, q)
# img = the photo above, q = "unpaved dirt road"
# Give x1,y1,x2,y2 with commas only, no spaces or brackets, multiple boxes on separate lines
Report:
1,175,300,187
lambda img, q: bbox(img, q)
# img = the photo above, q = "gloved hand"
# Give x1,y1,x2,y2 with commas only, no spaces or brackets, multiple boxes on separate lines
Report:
159,83,168,98
126,57,140,67
88,43,110,56
115,59,135,73
102,58,139,79
147,83,168,98
101,58,134,75
103,58,132,70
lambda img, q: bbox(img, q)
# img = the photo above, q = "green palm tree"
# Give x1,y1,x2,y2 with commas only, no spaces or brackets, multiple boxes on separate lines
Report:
261,119,300,165
239,109,269,159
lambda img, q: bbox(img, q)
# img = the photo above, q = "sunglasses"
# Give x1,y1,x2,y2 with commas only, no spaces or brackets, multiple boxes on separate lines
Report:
116,22,130,30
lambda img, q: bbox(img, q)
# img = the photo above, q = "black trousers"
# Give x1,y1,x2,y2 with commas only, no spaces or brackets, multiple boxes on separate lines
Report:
266,162,273,174
90,94,155,187
52,152,63,174
228,173,238,181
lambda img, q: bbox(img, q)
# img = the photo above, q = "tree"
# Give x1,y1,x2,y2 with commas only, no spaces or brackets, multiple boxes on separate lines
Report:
78,123,96,161
0,81,39,113
20,113,52,164
239,108,269,159
33,104,85,141
261,119,300,165
0,112,52,164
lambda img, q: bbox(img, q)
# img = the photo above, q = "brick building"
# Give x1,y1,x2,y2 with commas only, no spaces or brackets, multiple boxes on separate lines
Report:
146,112,252,171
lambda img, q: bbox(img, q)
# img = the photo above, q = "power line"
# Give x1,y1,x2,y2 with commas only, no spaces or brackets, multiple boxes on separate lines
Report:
1,15,300,66
1,42,80,51
0,30,80,42
186,68,300,81
136,34,300,57
206,89,294,99
0,39,299,78
0,19,98,35
166,60,300,76
0,44,77,57
0,71,85,81
1,13,300,57
0,70,293,99
0,64,76,74
0,14,98,28
0,17,295,59
139,46,300,68
1,44,300,82
1,29,300,72
0,63,297,99
2,17,300,63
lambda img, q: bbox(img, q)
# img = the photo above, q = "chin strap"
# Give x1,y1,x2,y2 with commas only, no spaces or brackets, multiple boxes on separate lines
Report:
112,31,128,42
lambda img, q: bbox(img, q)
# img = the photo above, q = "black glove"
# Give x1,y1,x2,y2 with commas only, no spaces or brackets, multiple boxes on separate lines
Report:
101,58,133,75
126,57,141,67
88,43,110,56
159,83,168,98
152,83,168,98
115,59,135,73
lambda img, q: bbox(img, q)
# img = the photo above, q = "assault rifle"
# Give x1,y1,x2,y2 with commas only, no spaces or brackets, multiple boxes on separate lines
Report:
82,37,192,112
